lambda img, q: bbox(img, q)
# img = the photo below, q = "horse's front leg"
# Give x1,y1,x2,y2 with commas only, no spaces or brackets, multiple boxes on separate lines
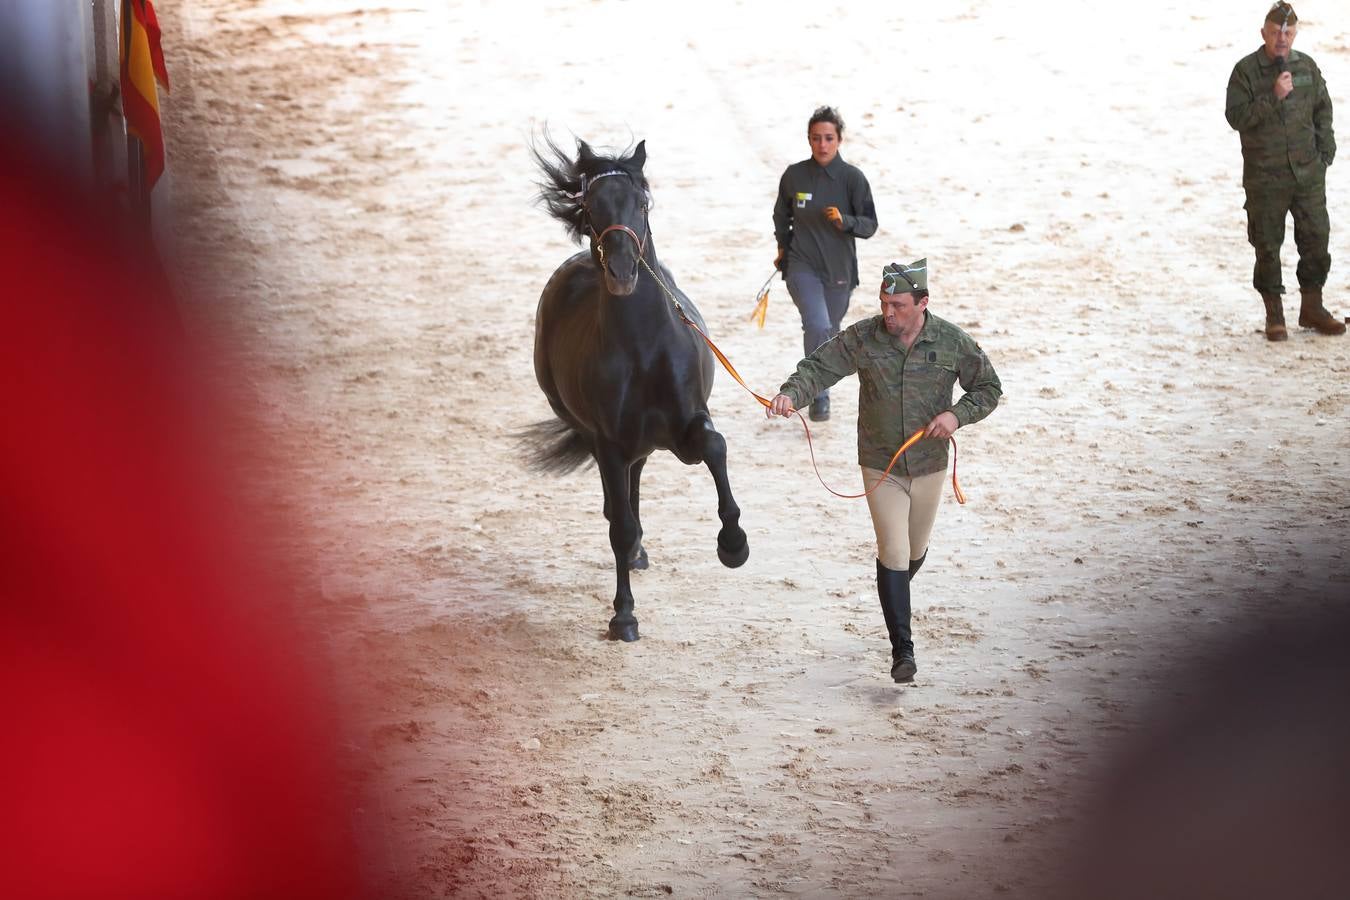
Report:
628,456,648,570
596,442,641,641
678,415,749,568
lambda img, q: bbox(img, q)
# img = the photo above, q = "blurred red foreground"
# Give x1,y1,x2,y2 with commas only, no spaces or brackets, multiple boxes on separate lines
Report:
0,141,363,899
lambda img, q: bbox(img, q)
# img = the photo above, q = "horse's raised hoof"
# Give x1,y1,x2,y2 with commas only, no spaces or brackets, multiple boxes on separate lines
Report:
628,546,649,571
607,618,640,642
717,534,749,569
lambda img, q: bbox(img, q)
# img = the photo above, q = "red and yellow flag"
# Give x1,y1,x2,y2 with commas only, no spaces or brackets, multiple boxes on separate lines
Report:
120,0,170,189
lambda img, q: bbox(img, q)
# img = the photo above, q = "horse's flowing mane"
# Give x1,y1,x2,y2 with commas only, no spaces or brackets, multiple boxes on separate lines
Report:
531,133,650,244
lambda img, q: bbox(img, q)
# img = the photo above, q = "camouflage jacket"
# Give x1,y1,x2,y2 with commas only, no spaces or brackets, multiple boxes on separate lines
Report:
1226,47,1336,188
779,312,1002,477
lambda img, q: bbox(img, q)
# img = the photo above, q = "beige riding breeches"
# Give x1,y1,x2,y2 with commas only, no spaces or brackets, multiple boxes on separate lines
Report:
861,467,945,571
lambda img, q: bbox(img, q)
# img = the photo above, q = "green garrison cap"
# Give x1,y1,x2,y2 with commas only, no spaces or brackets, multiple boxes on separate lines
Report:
881,259,927,294
1266,2,1297,26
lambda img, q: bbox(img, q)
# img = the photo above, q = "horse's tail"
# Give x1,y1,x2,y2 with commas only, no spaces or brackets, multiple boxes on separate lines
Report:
517,418,594,474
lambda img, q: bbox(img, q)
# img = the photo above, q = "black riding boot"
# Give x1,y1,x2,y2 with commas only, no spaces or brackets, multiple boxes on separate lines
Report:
876,559,917,682
908,549,928,581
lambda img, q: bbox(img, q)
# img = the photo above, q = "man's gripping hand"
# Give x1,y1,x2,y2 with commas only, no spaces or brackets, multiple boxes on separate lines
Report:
767,393,796,418
924,411,960,440
1275,71,1294,100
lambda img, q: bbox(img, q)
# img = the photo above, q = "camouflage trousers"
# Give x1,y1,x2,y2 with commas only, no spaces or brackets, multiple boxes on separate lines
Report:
1244,172,1331,294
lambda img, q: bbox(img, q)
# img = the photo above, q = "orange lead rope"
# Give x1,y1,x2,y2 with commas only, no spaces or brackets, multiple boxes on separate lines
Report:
682,313,965,504
949,435,965,504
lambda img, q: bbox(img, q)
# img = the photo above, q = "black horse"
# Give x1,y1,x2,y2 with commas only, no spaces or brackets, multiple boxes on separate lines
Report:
524,136,749,641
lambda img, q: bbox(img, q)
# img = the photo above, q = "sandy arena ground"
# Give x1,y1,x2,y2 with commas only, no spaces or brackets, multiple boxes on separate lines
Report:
160,1,1349,896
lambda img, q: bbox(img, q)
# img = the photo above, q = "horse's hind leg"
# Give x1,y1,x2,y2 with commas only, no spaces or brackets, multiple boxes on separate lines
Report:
679,415,749,568
597,443,641,641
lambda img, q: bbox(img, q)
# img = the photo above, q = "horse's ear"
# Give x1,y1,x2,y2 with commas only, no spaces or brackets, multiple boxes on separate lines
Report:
577,139,597,165
632,140,647,171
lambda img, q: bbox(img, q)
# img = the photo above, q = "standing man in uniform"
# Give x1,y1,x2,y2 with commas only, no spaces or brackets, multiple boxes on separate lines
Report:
1226,2,1343,340
773,106,879,420
767,260,1002,682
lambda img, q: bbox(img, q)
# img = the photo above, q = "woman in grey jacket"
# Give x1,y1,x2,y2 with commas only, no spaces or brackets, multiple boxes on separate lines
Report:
772,105,879,420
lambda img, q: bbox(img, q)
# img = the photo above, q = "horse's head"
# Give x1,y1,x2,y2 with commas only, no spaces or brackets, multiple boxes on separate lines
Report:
577,140,649,296
532,134,652,297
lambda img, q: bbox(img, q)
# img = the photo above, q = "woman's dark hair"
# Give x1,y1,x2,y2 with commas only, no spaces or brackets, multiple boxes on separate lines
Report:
808,105,845,138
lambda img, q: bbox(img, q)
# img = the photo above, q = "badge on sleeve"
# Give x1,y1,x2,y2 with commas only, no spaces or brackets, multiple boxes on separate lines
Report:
795,192,812,208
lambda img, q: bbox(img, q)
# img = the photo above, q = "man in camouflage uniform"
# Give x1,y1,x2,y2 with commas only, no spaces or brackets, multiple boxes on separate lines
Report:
1226,2,1343,339
768,260,1002,682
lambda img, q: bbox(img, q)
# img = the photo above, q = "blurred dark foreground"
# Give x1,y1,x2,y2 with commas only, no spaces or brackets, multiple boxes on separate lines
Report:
1057,587,1350,900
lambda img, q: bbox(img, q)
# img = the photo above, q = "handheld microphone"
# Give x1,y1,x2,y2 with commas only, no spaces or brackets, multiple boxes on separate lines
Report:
1276,55,1288,74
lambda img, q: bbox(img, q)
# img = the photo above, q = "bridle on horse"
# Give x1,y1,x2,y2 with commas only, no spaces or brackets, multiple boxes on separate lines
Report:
574,170,650,270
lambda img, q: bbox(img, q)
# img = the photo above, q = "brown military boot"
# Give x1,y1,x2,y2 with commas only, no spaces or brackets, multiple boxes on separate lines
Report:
1298,289,1346,336
1261,292,1287,341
